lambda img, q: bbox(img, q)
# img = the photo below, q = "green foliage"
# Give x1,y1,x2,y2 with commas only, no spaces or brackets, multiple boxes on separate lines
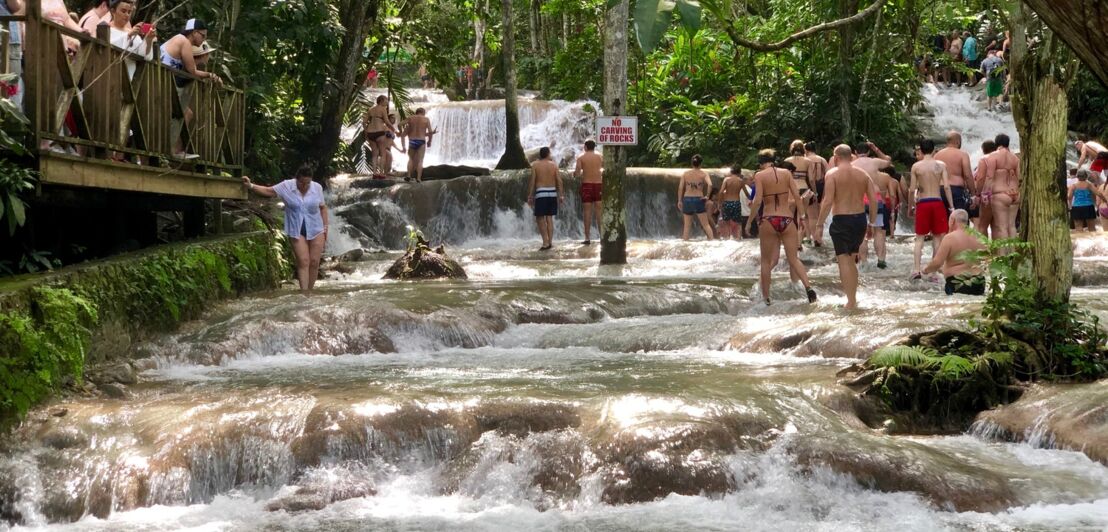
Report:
0,73,28,155
0,159,35,237
0,232,291,420
0,287,97,419
1069,68,1108,138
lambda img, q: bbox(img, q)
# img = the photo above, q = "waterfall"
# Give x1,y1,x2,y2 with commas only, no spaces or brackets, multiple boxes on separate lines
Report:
920,84,1020,166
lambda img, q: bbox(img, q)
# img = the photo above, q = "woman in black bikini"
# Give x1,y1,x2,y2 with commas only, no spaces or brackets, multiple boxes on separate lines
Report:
362,95,398,175
745,149,817,305
785,140,814,242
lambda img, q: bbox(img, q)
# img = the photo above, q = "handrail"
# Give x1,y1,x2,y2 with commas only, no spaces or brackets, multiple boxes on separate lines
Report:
18,2,246,178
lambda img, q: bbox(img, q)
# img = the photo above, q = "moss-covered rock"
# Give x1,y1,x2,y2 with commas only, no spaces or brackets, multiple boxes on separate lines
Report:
383,236,467,280
0,232,291,421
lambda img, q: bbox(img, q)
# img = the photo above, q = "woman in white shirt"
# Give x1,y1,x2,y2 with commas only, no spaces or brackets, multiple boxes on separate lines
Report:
106,0,155,81
243,165,330,294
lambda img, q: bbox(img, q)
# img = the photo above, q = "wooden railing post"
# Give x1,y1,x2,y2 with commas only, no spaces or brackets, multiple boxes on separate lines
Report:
23,0,41,147
1,28,9,77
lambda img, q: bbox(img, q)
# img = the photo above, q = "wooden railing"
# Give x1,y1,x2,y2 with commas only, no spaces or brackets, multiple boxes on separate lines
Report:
16,3,244,176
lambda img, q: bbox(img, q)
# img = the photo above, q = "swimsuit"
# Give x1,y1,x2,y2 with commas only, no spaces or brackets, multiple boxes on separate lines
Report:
721,201,743,222
682,197,706,215
580,182,602,203
409,138,426,150
945,274,986,296
830,213,867,256
915,197,949,236
1072,188,1097,221
761,216,793,233
533,187,558,217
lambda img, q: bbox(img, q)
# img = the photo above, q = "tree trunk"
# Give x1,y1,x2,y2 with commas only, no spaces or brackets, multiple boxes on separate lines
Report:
1010,3,1078,303
472,0,487,100
600,0,629,265
306,0,381,179
496,0,530,170
836,0,858,139
529,0,542,53
1020,0,1108,87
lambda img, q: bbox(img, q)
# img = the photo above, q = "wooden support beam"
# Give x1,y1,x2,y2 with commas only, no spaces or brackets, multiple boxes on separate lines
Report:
38,154,247,200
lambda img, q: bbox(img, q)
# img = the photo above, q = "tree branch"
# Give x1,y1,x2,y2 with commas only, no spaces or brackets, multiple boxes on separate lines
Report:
721,0,888,53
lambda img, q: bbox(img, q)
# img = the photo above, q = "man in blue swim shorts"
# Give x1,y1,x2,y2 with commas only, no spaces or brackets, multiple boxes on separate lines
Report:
403,107,437,182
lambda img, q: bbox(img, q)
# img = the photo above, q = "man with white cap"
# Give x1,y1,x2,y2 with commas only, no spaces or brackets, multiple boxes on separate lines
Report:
160,18,221,158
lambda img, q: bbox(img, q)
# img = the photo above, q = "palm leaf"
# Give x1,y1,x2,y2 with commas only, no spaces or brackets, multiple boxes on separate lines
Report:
867,345,940,369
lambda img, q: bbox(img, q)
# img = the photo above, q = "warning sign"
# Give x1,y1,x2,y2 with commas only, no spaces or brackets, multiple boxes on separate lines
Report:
596,116,638,146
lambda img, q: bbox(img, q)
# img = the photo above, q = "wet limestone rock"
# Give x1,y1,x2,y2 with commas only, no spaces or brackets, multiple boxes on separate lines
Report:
974,380,1108,466
383,236,467,281
419,164,491,181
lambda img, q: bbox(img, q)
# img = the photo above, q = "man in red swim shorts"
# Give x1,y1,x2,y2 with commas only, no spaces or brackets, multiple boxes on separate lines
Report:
574,140,604,245
909,139,955,280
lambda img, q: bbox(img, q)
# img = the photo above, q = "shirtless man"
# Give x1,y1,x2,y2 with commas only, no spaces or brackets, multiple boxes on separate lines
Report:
573,140,603,245
817,144,879,310
935,131,975,217
909,139,955,279
527,147,563,251
859,166,900,269
403,108,436,183
983,133,1020,239
718,165,746,240
1075,136,1108,174
161,19,221,158
852,141,892,179
923,209,986,296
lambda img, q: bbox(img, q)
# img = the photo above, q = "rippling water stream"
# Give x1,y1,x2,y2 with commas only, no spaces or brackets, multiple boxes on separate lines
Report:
4,86,1108,531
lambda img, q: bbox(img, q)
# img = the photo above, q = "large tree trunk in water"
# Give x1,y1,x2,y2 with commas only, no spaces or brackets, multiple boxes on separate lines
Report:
1010,3,1078,303
836,0,858,139
600,0,629,265
496,0,530,170
306,0,381,179
1020,0,1108,87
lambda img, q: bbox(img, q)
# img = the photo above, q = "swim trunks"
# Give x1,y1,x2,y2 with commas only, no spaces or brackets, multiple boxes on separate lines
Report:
721,201,743,222
682,197,706,215
1072,204,1097,221
915,198,949,236
534,187,558,217
409,138,426,150
945,274,986,296
1092,153,1108,174
948,186,972,211
761,216,793,233
580,182,602,203
830,213,867,256
873,202,888,229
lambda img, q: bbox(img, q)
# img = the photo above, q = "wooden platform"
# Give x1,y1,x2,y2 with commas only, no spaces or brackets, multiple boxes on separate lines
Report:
38,152,246,200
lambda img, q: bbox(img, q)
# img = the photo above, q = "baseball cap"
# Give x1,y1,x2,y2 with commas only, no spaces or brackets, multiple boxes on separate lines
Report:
183,18,207,33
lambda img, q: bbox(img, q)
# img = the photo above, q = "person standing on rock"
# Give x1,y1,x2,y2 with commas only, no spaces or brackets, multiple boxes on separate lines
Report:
527,147,563,251
980,50,1005,112
362,95,398,176
403,107,436,183
574,140,603,245
718,165,746,240
243,164,329,294
747,149,817,306
817,144,878,310
677,154,715,241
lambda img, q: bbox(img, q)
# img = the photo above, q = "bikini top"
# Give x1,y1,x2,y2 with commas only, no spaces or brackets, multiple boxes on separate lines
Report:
761,168,791,209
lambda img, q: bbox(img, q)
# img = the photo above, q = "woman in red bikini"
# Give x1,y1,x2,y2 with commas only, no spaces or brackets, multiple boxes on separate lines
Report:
745,149,817,306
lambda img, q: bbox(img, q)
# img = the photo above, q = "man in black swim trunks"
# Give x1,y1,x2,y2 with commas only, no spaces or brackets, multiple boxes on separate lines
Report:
817,144,879,310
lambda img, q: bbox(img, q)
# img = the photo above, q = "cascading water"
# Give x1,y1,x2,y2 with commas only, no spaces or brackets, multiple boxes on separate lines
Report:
5,87,1108,532
920,83,1020,166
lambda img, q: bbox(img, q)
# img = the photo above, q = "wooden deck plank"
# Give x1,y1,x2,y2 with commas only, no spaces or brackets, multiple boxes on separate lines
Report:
38,154,247,200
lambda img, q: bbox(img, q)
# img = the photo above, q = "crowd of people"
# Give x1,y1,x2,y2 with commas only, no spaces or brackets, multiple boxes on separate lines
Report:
523,129,1108,309
918,28,1010,111
0,0,225,160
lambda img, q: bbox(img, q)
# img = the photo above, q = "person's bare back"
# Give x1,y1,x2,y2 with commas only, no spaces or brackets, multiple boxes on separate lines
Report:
987,148,1020,194
575,152,603,184
825,165,873,216
719,174,744,202
532,158,560,189
405,115,432,140
935,146,972,187
911,158,949,201
936,229,985,277
852,156,890,181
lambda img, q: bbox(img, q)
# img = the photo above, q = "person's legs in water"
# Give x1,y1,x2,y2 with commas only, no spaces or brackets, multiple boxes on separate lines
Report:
543,216,554,248
830,213,866,309
696,211,715,240
874,204,888,268
290,237,312,293
682,214,693,240
307,233,326,291
756,222,778,304
780,221,816,302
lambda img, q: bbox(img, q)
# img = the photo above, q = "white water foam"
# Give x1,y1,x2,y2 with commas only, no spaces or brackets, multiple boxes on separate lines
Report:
920,83,1019,166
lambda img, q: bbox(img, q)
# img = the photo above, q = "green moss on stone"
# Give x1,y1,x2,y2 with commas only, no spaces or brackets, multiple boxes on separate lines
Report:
0,231,292,421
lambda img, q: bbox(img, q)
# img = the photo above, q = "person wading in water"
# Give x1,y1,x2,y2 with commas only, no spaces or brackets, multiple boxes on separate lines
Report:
746,149,817,306
574,140,603,245
817,144,879,310
242,165,329,294
785,140,814,245
677,154,715,241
